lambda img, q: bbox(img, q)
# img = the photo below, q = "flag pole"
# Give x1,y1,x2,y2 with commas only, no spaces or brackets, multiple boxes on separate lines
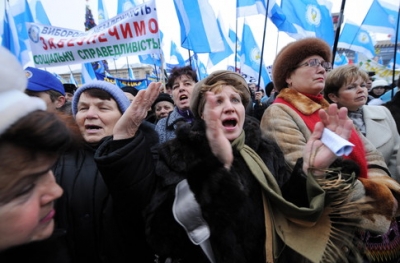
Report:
390,4,400,99
332,0,346,64
235,2,238,72
257,0,271,88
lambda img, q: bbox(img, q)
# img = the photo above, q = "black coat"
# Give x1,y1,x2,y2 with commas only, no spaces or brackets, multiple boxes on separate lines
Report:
95,116,312,262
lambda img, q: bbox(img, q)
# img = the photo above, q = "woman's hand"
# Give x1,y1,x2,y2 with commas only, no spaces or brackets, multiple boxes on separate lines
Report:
203,92,233,170
303,104,354,173
113,82,161,140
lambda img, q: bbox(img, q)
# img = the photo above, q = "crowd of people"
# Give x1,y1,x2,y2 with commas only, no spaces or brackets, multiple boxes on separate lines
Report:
1,36,400,263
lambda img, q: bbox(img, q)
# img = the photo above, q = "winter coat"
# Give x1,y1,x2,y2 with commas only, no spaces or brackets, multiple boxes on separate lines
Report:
155,107,191,144
95,116,369,263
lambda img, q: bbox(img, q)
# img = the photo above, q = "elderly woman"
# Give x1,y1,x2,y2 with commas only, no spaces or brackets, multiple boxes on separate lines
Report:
260,38,400,263
324,65,400,182
94,69,391,262
0,48,78,253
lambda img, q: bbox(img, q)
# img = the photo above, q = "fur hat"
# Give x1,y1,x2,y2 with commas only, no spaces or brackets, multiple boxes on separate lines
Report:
273,38,332,91
24,67,65,95
0,47,46,135
72,80,130,116
190,70,250,118
152,93,174,111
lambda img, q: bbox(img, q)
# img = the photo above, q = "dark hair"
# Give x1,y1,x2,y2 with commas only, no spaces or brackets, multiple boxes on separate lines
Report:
264,82,275,97
25,89,64,103
166,66,198,89
0,111,82,160
83,88,113,101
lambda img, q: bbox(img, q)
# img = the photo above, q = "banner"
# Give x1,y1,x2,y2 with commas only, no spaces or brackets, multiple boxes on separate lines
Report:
27,0,160,68
357,54,400,83
95,72,149,89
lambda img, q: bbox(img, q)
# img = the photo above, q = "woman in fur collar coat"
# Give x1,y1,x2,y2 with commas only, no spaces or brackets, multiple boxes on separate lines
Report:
96,70,381,263
260,37,400,263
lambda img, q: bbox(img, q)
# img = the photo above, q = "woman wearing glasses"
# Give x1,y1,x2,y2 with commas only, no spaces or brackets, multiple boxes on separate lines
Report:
260,38,400,262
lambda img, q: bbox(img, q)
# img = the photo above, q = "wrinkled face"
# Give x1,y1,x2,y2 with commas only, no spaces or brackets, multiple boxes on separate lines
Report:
286,55,329,95
171,75,195,111
0,151,63,251
75,92,122,144
328,76,368,111
204,85,245,141
155,101,174,120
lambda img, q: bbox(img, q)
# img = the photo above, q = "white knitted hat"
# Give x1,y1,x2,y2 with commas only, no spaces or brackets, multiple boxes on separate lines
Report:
0,46,46,135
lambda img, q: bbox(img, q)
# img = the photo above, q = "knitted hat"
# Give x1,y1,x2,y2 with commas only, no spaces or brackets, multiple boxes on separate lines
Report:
0,46,46,135
190,70,250,118
72,80,130,116
24,67,65,95
152,93,174,111
371,79,390,90
272,37,332,91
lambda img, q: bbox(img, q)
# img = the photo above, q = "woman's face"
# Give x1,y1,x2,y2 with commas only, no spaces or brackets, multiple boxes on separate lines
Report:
371,86,386,96
327,76,368,111
205,85,245,142
154,101,174,120
171,75,195,111
286,55,329,95
0,150,63,251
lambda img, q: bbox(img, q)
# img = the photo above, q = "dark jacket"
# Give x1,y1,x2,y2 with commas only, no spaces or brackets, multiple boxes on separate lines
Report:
53,141,155,262
95,116,319,262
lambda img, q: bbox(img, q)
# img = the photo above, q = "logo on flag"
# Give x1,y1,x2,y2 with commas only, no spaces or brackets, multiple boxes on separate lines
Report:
250,48,261,64
358,32,369,44
306,5,321,26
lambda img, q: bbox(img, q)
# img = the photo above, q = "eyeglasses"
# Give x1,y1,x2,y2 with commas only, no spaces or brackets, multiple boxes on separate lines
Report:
296,58,332,72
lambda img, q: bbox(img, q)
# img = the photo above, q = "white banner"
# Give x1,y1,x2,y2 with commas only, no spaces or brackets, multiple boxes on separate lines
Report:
357,56,400,83
28,0,160,68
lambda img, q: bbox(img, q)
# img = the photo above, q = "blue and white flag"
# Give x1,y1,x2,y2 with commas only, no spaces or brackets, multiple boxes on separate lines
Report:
197,59,208,80
128,67,135,79
69,73,78,85
361,0,398,36
2,4,22,62
98,0,109,24
208,14,234,68
139,54,162,67
387,49,400,69
173,0,224,53
117,0,142,14
170,41,185,66
81,62,97,84
29,0,51,25
236,0,267,17
338,21,375,59
280,0,335,46
334,52,349,67
239,21,271,88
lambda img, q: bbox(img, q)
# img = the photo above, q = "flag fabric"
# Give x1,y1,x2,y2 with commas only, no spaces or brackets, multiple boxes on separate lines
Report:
207,14,234,68
117,0,141,14
387,50,400,69
338,21,375,59
239,21,271,88
361,0,398,36
197,58,208,80
29,0,51,25
280,0,335,46
139,54,162,67
98,0,109,24
236,0,267,17
2,4,21,61
81,63,97,84
128,67,135,79
173,0,224,53
170,41,185,66
69,73,78,85
334,52,349,67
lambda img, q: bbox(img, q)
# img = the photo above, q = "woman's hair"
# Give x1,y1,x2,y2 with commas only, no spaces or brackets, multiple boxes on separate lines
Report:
324,65,369,103
166,66,198,89
0,110,82,170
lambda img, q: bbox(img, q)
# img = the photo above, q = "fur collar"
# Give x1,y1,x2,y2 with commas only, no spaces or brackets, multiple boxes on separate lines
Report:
276,88,330,115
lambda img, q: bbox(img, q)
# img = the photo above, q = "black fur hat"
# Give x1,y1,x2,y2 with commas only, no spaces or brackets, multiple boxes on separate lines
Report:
272,38,332,92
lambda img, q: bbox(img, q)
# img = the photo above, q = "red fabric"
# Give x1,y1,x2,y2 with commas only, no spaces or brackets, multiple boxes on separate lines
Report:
275,96,368,178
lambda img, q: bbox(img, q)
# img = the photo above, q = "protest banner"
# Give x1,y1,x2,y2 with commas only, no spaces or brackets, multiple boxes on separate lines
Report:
27,0,160,68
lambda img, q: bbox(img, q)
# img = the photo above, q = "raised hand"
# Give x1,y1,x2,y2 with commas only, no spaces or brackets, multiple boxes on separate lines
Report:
203,92,233,170
113,82,161,140
303,104,354,173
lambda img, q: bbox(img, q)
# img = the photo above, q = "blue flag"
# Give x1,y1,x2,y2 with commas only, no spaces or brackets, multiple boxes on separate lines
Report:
239,21,271,88
29,0,51,25
280,0,335,46
98,0,109,24
139,54,162,67
170,41,185,66
173,0,224,53
387,49,400,69
361,0,398,36
117,0,141,14
338,21,376,59
81,63,97,84
128,67,135,80
208,15,234,68
236,0,267,17
2,4,20,59
69,73,78,86
334,53,349,67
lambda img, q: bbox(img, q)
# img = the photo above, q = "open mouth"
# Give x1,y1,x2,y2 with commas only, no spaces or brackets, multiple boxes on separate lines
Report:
85,124,102,130
222,119,237,127
179,95,188,101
